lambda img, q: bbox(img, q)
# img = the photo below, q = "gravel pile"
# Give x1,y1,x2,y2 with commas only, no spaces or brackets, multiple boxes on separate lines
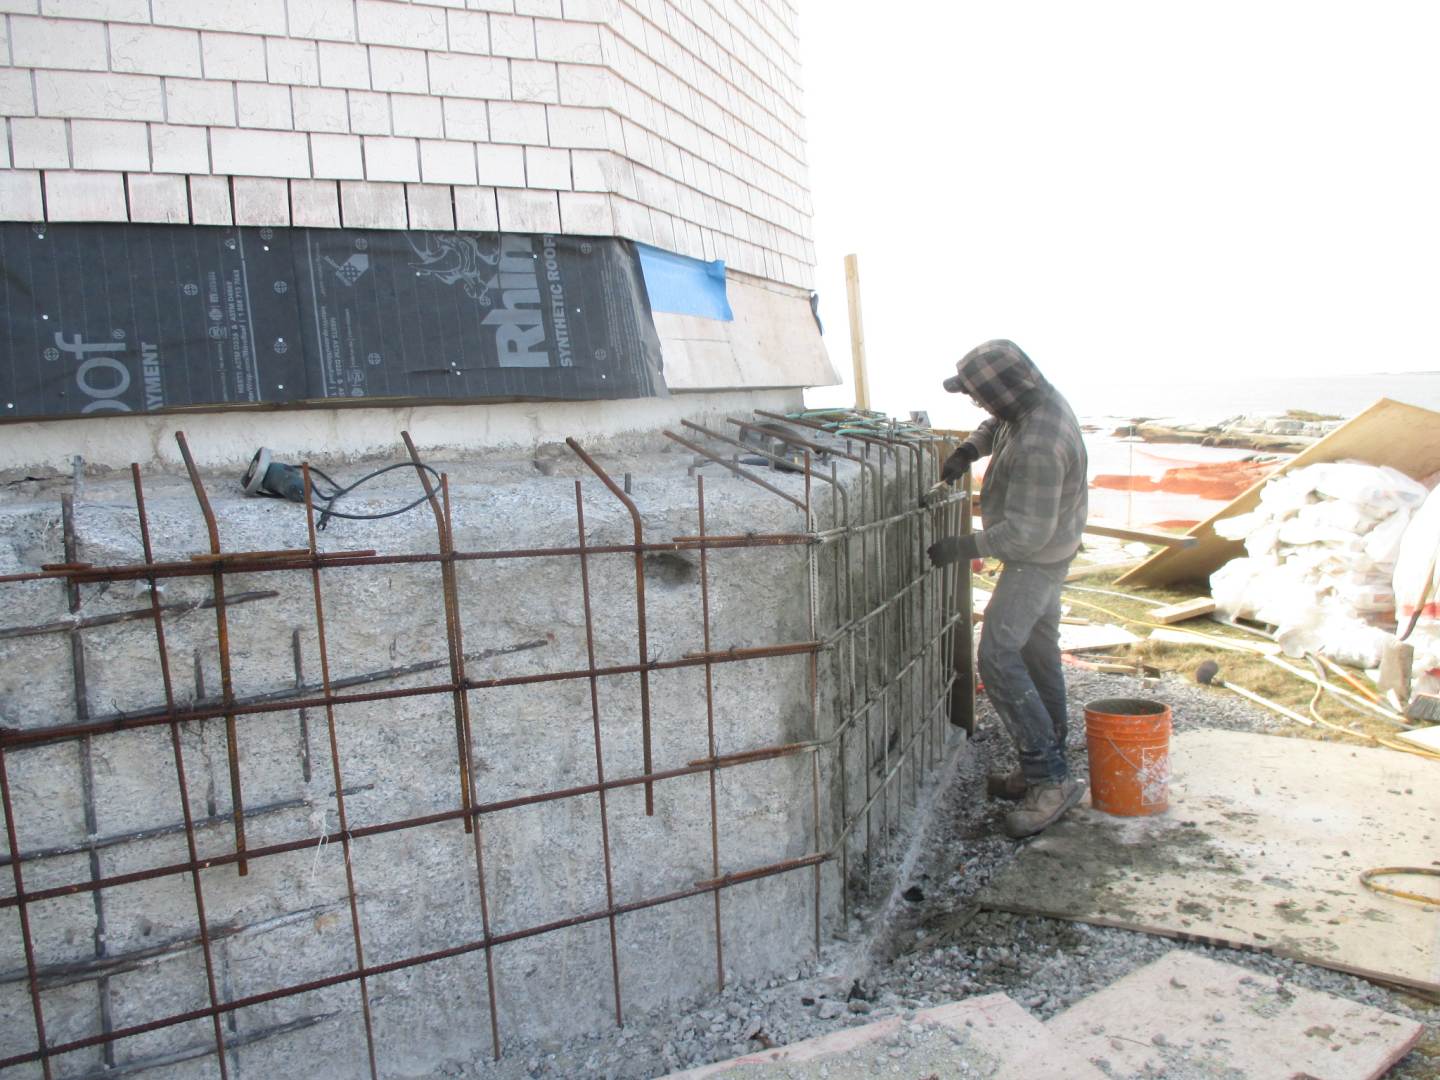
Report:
465,669,1437,1079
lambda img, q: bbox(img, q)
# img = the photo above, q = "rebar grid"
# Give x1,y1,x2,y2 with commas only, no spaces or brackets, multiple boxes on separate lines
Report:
0,417,972,1076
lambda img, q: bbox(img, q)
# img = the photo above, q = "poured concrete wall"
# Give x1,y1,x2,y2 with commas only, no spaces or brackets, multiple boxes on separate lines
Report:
0,431,950,1076
0,387,805,473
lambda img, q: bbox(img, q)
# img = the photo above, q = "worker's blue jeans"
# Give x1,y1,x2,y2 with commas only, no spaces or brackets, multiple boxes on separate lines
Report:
977,560,1072,784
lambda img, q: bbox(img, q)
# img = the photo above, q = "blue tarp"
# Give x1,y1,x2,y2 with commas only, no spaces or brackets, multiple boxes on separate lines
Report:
636,243,733,321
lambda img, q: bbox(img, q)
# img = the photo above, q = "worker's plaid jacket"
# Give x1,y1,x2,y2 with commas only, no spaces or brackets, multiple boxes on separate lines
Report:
950,340,1089,565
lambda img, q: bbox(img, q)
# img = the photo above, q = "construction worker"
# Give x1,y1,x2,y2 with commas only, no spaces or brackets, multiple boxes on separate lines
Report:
927,340,1090,839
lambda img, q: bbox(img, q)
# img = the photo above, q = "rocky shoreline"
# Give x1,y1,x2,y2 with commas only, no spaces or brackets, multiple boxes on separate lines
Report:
1105,411,1345,452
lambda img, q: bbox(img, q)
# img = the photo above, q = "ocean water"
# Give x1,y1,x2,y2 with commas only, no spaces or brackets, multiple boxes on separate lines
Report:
913,370,1440,432
1063,370,1440,427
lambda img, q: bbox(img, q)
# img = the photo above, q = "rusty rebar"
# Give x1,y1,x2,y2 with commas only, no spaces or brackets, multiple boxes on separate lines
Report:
0,428,970,1075
0,744,51,1078
1,640,820,751
0,535,816,588
574,481,626,1024
0,847,832,1071
60,494,116,1070
400,432,477,836
663,429,805,510
566,438,656,815
301,464,381,1080
695,477,726,992
0,589,278,640
174,431,248,875
130,464,231,1078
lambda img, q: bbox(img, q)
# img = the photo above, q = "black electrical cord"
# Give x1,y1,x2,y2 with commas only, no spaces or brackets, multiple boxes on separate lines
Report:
296,462,443,530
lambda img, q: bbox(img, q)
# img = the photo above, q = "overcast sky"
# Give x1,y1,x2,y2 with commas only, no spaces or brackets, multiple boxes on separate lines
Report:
795,1,1440,423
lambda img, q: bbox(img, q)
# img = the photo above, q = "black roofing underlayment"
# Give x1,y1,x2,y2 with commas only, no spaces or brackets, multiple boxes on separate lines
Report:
0,222,667,421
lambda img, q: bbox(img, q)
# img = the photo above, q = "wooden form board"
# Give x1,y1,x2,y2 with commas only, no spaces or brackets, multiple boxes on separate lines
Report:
977,730,1440,993
1116,398,1440,588
1037,951,1423,1080
1150,597,1216,624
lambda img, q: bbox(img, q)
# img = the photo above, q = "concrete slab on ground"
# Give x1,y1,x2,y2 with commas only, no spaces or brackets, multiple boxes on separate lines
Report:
977,730,1440,992
1036,950,1424,1080
666,993,1105,1078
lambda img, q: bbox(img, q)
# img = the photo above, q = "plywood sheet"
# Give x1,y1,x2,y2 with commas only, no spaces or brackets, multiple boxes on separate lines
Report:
1117,398,1440,588
1034,951,1423,1080
656,274,837,392
1059,623,1141,653
668,994,1105,1078
977,730,1440,993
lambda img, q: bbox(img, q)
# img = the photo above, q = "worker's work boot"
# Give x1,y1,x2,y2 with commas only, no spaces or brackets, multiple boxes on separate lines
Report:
1003,778,1086,839
986,767,1027,801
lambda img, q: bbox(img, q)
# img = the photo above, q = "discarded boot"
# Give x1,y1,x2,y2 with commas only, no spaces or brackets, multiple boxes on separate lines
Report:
986,767,1027,801
1003,778,1086,839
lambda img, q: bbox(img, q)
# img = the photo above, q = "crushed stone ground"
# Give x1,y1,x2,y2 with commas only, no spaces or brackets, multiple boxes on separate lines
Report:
458,669,1438,1080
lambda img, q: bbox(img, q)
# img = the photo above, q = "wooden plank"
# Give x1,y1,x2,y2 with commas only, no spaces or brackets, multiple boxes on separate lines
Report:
1082,521,1198,547
1034,951,1423,1080
843,253,870,411
1148,627,1282,654
1117,398,1440,588
977,730,1440,993
975,514,1197,548
1150,597,1216,624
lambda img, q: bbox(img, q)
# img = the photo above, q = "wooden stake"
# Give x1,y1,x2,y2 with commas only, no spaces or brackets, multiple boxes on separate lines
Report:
844,253,870,411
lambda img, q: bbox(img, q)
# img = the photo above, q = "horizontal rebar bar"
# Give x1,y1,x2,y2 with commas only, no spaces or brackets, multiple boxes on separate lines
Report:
0,785,371,868
67,1010,337,1080
1,723,829,910
0,641,820,750
0,536,817,587
0,590,279,641
0,850,831,1070
0,902,346,990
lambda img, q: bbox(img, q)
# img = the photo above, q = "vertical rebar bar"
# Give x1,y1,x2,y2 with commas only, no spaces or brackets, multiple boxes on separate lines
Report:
292,629,313,784
439,475,504,1059
0,743,51,1079
60,495,114,1071
694,477,726,992
565,438,656,816
173,432,248,875
574,481,626,1022
951,471,976,733
399,434,475,834
804,454,822,956
131,465,232,1079
301,465,381,1080
395,435,502,1056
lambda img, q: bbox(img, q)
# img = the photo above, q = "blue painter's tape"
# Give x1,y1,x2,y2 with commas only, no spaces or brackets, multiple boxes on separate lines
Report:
636,243,734,321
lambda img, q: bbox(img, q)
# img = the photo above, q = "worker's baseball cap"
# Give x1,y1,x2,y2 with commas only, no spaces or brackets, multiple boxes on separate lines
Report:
942,367,968,394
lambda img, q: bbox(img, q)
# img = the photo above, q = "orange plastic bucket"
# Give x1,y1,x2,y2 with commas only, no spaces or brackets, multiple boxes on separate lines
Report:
1084,697,1172,816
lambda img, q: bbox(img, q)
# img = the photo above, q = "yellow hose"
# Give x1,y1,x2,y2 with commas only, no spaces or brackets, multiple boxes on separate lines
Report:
1059,591,1439,759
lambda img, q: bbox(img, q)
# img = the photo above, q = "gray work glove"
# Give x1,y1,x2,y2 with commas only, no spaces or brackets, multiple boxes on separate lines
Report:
941,444,979,483
928,534,980,567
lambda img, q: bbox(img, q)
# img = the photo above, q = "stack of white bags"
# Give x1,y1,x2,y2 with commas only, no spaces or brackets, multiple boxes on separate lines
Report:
1210,461,1435,677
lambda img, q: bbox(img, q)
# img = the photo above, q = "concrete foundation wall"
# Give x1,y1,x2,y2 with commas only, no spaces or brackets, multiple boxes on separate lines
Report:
0,387,803,473
0,427,959,1076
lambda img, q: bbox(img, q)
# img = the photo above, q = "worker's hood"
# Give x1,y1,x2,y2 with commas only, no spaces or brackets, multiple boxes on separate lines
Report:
943,340,1047,421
